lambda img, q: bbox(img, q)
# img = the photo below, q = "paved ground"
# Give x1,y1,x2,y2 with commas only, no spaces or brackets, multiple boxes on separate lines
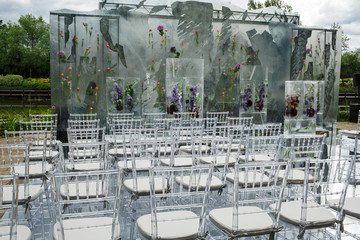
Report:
337,121,358,130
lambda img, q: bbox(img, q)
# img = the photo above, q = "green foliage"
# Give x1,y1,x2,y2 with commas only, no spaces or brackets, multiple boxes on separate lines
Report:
337,109,350,122
22,78,50,89
0,74,23,87
341,50,360,78
340,78,353,89
0,14,49,78
248,0,293,12
0,107,52,137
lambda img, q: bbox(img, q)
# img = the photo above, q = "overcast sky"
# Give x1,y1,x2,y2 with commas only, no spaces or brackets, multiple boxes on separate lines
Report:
1,0,359,50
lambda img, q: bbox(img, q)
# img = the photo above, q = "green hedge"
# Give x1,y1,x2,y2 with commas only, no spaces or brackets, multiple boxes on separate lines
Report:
0,75,23,87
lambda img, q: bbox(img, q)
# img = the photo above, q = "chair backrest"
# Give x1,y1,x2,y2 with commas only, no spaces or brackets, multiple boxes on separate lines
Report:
68,119,100,129
148,165,214,239
0,144,32,199
227,116,253,128
245,134,284,162
50,169,122,240
143,112,166,128
5,130,54,151
59,141,109,172
173,112,197,123
67,127,105,143
0,173,23,239
286,134,326,160
69,113,97,121
30,113,58,124
227,161,289,237
106,113,134,131
206,111,229,125
108,118,142,135
251,123,282,137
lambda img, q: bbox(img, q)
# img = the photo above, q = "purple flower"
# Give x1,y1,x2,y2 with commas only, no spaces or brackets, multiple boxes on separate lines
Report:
306,48,311,54
58,51,65,57
115,84,122,96
157,25,164,31
90,81,96,89
170,47,176,53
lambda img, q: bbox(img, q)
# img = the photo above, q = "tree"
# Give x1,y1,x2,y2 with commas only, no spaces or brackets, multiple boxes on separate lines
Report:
331,23,350,53
248,0,293,12
0,14,49,78
340,50,360,78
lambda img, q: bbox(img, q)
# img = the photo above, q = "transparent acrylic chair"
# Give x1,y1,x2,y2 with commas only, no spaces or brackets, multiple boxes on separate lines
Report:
0,173,32,239
59,141,109,172
276,157,355,239
206,111,229,126
50,169,123,240
69,113,97,121
174,112,197,125
279,134,326,185
136,165,214,239
0,144,51,238
4,130,57,171
209,161,289,239
329,131,360,238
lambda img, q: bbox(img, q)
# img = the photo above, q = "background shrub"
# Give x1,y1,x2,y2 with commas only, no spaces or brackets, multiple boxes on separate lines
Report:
0,75,23,87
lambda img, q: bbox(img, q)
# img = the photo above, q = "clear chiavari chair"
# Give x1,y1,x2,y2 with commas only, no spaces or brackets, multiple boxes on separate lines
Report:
136,164,214,239
50,169,123,240
0,144,51,237
0,173,32,239
209,161,289,239
59,141,109,173
276,156,355,239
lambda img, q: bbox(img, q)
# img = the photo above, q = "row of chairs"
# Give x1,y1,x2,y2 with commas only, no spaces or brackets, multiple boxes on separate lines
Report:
2,112,360,239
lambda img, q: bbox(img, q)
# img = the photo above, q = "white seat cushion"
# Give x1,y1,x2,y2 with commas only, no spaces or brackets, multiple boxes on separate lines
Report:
199,155,236,165
65,162,103,172
328,197,360,219
175,174,224,191
0,225,32,240
108,148,132,157
146,146,173,155
239,154,273,162
13,163,53,178
180,145,209,154
209,206,275,236
117,160,151,171
226,171,270,186
60,181,107,199
53,217,120,240
29,150,59,160
160,157,193,167
123,177,167,195
271,200,336,228
2,184,42,204
278,169,314,184
137,210,199,239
